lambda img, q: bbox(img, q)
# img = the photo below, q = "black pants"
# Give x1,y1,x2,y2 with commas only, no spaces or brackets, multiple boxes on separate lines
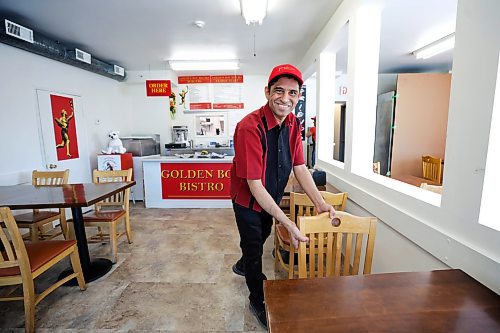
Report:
233,202,273,306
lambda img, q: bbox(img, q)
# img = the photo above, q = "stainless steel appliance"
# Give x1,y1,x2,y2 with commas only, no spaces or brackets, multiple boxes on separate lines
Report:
121,135,160,156
172,126,189,145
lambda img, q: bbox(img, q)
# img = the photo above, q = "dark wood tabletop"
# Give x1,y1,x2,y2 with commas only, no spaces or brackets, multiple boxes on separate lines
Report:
0,182,135,283
0,182,134,209
264,269,500,333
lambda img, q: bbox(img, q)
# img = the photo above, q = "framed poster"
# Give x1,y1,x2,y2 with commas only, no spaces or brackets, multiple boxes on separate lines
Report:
295,85,306,140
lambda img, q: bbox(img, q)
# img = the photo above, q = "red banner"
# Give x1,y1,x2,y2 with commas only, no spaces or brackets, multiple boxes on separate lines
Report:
178,75,243,84
50,94,79,160
146,80,171,96
211,75,244,83
161,162,231,199
178,76,211,84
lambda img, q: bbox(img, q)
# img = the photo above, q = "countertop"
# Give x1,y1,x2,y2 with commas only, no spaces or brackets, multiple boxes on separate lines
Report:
143,155,233,163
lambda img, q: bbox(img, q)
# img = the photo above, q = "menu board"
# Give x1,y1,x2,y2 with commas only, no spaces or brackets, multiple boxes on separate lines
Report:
178,75,244,111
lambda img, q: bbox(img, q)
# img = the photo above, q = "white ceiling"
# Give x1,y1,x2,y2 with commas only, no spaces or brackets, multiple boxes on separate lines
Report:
0,0,457,76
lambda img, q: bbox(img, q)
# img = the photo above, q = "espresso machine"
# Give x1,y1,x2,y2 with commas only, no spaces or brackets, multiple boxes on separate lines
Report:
168,126,189,148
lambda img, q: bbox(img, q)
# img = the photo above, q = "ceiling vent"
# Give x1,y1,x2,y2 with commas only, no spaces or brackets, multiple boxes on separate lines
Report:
5,19,33,43
0,18,125,81
75,48,91,64
114,65,125,76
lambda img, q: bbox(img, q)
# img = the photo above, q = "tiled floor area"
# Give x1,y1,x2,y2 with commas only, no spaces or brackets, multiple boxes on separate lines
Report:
1,203,285,332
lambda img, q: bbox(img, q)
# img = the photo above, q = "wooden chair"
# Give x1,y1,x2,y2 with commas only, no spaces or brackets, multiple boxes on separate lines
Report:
298,211,377,279
0,207,86,333
15,170,70,241
275,191,347,278
422,155,442,184
74,169,132,263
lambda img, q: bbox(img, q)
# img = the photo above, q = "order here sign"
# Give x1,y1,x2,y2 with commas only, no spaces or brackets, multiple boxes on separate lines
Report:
146,80,172,96
161,162,232,199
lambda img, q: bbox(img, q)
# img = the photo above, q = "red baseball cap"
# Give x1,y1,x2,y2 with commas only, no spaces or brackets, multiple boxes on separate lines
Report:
268,64,303,86
311,116,316,120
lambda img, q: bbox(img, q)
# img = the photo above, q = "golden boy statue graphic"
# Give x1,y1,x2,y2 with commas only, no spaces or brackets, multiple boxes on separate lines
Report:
179,85,189,108
54,108,74,157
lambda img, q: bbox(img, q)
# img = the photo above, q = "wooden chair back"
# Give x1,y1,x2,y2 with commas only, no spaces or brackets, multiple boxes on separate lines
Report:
298,211,377,279
32,169,69,186
275,191,348,279
92,169,132,211
0,207,29,277
422,155,442,184
290,191,347,225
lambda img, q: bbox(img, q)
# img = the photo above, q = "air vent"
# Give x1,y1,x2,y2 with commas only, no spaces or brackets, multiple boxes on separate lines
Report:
114,65,125,76
5,19,33,43
75,48,91,64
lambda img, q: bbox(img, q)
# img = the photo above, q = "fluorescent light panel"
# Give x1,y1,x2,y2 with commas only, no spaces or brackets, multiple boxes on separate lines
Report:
413,33,455,60
240,0,268,25
169,60,239,71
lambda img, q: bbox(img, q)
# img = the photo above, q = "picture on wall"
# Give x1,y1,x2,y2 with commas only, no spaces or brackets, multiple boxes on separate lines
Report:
50,94,79,160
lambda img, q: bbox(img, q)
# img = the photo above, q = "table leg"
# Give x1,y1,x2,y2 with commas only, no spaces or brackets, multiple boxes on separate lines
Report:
59,207,113,285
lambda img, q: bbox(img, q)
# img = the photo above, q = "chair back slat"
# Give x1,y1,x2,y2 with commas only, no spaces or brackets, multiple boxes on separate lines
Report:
92,169,132,210
298,212,377,279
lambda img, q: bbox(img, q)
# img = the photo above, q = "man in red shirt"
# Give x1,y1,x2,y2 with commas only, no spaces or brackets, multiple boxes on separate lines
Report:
230,64,336,329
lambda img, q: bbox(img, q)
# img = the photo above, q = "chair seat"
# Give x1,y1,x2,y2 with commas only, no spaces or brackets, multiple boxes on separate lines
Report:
276,224,291,246
0,240,76,277
14,211,60,224
79,210,126,222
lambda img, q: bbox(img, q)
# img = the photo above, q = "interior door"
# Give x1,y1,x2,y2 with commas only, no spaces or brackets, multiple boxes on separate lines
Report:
373,91,395,176
36,89,91,183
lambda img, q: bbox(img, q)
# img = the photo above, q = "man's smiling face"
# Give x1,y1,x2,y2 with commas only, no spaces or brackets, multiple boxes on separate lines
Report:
265,76,301,123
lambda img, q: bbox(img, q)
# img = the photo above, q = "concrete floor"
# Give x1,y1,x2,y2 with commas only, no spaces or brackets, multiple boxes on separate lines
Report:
0,203,285,332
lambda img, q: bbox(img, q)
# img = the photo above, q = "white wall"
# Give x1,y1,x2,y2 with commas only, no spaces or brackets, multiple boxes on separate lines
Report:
123,71,267,152
300,0,500,293
0,43,130,184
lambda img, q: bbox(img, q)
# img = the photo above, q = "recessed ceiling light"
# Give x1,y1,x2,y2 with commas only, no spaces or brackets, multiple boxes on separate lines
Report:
169,60,240,71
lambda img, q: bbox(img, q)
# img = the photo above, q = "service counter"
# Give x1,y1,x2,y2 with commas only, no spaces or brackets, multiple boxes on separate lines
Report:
143,156,233,208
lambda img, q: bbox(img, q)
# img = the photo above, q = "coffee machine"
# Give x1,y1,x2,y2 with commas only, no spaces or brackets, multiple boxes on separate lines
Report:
171,126,189,147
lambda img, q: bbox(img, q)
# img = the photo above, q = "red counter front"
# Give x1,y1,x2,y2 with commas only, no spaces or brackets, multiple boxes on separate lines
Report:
160,162,231,199
143,157,233,208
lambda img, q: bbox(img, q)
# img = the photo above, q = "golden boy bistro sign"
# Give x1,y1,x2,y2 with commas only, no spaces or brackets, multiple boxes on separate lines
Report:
160,163,231,199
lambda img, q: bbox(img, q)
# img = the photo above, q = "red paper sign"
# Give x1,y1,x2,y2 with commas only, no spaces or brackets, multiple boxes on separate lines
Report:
50,94,79,160
189,102,213,110
213,103,244,109
146,80,171,96
161,162,231,199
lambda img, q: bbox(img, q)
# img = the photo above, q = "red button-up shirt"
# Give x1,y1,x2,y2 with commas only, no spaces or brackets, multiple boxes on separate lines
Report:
230,104,305,212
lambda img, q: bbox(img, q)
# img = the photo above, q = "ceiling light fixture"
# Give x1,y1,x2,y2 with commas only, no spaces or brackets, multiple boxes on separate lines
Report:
168,60,240,71
412,33,455,60
240,0,268,25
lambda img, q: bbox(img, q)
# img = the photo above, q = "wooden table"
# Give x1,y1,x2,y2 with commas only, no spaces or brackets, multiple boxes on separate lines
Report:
391,174,441,187
0,182,134,283
264,269,500,333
